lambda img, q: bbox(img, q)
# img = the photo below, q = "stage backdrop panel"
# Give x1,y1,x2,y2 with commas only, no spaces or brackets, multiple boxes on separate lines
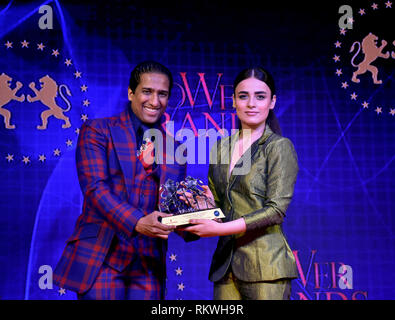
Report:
0,0,393,300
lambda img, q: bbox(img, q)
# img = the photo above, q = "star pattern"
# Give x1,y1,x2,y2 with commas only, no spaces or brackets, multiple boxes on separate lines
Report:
2,38,92,165
333,3,393,118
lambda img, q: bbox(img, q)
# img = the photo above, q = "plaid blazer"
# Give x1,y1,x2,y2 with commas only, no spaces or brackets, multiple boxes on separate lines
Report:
54,108,186,294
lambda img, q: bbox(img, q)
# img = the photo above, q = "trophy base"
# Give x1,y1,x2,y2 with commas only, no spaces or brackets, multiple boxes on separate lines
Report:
161,208,225,226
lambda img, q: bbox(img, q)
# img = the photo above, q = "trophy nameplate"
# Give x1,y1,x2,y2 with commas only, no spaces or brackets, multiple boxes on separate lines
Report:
161,208,225,226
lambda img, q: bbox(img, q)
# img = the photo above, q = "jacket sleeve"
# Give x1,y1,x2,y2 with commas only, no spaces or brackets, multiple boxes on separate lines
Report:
242,138,299,232
76,121,145,239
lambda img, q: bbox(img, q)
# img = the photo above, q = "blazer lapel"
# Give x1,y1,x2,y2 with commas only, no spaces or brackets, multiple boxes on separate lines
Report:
109,109,137,200
228,125,274,189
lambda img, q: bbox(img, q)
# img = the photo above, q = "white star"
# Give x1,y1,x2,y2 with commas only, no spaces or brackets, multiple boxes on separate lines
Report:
53,149,61,156
66,139,73,147
359,8,366,15
38,154,46,162
81,114,88,122
350,92,358,100
37,43,45,51
64,59,72,66
385,1,392,8
5,41,13,49
52,49,60,57
22,156,30,164
177,283,185,291
21,40,29,48
375,107,382,114
82,99,90,107
169,253,177,262
80,84,88,92
362,101,369,109
74,71,82,78
58,288,66,296
175,267,183,276
6,154,14,162
341,82,349,89
75,128,80,135
389,109,395,116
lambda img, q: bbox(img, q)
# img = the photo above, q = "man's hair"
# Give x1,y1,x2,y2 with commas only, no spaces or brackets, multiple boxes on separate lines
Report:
128,60,173,95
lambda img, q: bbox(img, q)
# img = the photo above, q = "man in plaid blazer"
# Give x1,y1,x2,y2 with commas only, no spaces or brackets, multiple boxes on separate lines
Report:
54,61,189,300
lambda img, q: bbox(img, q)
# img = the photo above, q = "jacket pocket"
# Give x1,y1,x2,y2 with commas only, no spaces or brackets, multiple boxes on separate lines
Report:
66,223,101,243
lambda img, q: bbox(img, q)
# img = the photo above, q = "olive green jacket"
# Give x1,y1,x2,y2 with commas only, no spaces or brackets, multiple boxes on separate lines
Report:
208,126,298,282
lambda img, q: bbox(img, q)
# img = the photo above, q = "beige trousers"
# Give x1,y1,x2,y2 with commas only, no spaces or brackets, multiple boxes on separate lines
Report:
214,271,292,300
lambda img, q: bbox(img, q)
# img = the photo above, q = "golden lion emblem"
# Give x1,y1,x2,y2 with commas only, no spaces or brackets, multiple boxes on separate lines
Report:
27,75,72,130
0,73,25,129
350,33,390,84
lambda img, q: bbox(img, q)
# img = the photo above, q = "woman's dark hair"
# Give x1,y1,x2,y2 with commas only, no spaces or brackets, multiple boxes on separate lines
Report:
129,60,173,95
233,67,282,135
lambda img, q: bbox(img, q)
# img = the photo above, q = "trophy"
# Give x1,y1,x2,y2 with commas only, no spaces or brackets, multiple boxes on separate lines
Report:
159,176,225,226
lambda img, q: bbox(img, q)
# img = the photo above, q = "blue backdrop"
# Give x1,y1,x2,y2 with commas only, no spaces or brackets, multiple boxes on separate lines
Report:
0,0,394,300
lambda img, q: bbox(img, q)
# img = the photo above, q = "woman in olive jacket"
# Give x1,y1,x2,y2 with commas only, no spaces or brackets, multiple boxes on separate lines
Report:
183,67,299,300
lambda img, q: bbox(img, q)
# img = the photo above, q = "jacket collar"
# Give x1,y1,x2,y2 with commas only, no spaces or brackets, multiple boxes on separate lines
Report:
257,125,274,144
